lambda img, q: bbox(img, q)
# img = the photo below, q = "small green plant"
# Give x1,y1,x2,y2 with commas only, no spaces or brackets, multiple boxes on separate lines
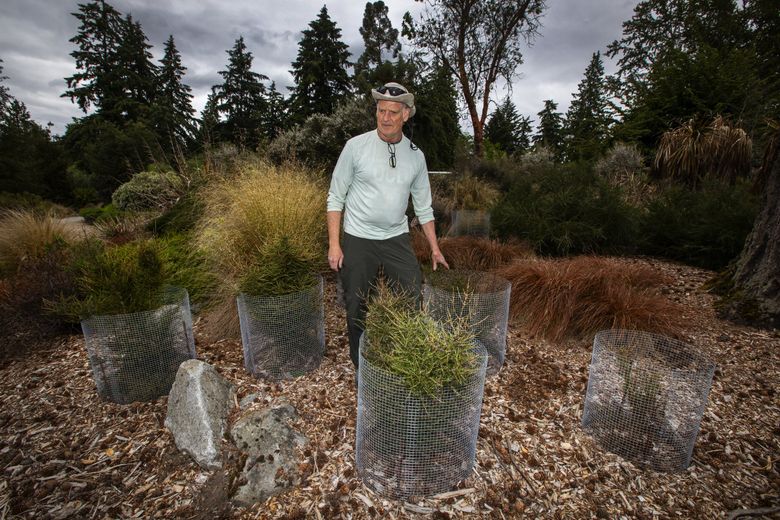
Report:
238,236,319,297
363,283,479,396
47,239,169,321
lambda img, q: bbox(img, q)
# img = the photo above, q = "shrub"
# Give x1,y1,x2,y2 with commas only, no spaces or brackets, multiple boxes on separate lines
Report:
492,163,640,256
47,239,170,321
147,193,204,235
0,209,85,276
157,233,219,309
266,98,375,169
238,236,319,297
451,174,501,211
595,142,653,207
639,179,758,270
0,192,71,216
495,256,684,342
411,228,532,270
111,164,186,211
79,203,121,223
363,282,479,396
197,160,326,337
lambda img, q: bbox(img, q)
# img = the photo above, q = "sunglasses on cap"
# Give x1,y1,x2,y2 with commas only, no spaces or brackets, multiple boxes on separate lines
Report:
376,85,407,96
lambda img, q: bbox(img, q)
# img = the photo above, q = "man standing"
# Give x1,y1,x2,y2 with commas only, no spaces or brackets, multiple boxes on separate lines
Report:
326,82,449,369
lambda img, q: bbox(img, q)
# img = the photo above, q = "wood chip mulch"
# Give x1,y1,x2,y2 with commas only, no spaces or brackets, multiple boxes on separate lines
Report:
1,257,778,519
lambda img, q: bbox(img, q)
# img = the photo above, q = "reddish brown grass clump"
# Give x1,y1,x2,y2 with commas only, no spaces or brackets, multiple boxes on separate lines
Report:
494,256,685,342
411,228,532,271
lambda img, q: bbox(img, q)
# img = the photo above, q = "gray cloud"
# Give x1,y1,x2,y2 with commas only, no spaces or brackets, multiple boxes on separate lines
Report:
0,0,638,135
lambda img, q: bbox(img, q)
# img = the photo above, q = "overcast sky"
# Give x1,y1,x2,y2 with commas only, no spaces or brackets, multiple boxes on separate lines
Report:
0,0,639,136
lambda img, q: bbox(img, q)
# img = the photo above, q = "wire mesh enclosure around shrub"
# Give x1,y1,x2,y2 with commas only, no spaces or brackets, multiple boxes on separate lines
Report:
582,330,716,472
423,269,511,376
448,210,490,238
81,287,196,405
237,275,325,380
356,335,488,499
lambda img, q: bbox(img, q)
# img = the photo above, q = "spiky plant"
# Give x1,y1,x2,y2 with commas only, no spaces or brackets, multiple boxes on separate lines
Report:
363,282,480,397
655,115,752,188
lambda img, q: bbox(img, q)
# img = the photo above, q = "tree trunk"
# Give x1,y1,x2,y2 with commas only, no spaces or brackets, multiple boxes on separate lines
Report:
730,137,780,326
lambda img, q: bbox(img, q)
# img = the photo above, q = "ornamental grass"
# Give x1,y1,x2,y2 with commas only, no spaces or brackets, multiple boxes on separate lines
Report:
495,256,684,343
411,228,531,271
363,282,479,397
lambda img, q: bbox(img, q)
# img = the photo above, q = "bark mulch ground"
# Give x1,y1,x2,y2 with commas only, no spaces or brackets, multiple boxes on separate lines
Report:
0,258,778,519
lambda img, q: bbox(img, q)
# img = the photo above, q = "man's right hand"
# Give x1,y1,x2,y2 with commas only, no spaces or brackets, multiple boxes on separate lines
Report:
328,244,344,271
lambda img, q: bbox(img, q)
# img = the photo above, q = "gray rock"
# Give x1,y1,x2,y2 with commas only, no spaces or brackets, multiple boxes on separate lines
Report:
165,360,235,470
230,402,308,506
238,392,259,409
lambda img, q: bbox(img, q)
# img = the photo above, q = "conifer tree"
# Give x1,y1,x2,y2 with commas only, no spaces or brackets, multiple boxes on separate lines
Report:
289,6,352,124
154,35,196,144
533,99,564,160
211,36,268,147
485,96,532,155
115,14,158,121
412,61,460,169
354,1,400,91
564,51,611,162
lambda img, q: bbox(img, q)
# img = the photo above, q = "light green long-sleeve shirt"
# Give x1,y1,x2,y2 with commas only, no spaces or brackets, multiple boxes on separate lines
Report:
326,130,435,240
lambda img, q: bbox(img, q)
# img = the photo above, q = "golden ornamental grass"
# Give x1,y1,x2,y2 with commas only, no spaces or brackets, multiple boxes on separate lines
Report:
0,210,87,276
197,160,326,275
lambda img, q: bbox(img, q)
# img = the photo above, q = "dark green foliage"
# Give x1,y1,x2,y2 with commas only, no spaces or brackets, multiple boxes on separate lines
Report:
157,234,218,309
211,36,269,148
410,61,460,170
485,96,532,156
639,180,759,270
147,192,203,235
152,35,196,145
48,239,170,320
533,100,565,160
354,1,400,88
111,164,184,211
78,203,121,223
492,163,640,256
564,52,612,162
288,6,352,125
238,237,319,297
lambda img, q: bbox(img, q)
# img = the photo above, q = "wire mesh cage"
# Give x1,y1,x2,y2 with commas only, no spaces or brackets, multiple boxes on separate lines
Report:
237,275,325,380
423,269,511,376
582,329,716,472
448,210,491,238
356,334,487,499
81,287,196,404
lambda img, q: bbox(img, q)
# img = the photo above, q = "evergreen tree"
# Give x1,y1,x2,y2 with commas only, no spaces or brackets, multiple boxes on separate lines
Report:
1,62,67,199
534,99,565,160
114,14,158,121
211,36,268,147
354,1,401,91
288,6,352,124
412,61,460,169
154,35,196,144
63,0,126,118
485,96,532,155
564,52,611,162
260,82,288,141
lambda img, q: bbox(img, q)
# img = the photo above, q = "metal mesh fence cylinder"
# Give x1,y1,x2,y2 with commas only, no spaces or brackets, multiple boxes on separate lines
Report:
448,210,490,238
582,329,716,472
356,334,487,499
423,270,511,376
81,287,196,404
237,275,325,380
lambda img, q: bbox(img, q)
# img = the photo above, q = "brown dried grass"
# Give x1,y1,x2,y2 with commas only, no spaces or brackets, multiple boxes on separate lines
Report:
495,256,684,342
411,228,532,270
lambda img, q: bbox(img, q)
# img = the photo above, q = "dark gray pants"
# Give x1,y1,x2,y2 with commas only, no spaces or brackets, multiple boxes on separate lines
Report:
340,232,421,368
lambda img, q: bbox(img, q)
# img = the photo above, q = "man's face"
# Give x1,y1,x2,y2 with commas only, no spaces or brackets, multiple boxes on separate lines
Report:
376,100,409,143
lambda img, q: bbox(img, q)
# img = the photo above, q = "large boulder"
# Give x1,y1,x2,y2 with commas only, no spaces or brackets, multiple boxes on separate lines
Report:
165,360,235,470
230,402,308,506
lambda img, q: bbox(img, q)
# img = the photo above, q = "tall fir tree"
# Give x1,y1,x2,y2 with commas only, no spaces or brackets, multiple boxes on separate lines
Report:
154,35,196,145
211,36,268,147
564,52,611,162
354,1,401,91
411,61,460,169
534,99,565,160
114,14,158,122
289,6,352,124
260,82,288,141
485,96,532,155
63,0,126,118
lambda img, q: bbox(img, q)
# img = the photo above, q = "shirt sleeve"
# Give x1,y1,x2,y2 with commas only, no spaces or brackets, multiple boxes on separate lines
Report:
410,154,435,225
326,140,354,212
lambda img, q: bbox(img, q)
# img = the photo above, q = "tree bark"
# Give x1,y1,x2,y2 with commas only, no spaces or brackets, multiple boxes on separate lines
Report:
730,134,780,326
